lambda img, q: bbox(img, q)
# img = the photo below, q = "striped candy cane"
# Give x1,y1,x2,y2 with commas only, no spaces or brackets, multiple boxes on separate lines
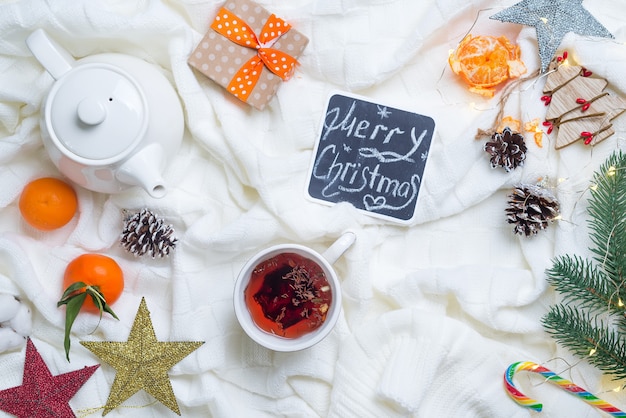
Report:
504,361,626,416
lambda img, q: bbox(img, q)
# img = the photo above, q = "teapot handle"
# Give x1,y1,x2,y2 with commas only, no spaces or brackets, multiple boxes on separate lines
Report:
26,29,75,80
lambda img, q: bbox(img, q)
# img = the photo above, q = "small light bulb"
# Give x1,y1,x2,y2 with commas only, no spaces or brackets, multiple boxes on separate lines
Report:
607,166,617,177
618,299,624,307
540,17,548,24
589,348,597,356
590,184,598,191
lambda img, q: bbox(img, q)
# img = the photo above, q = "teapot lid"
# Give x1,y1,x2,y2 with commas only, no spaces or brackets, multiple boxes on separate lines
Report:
46,63,147,161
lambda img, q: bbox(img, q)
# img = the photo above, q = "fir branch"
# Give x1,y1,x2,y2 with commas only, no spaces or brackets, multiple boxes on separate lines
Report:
542,304,626,380
587,152,626,283
546,254,626,316
543,151,626,380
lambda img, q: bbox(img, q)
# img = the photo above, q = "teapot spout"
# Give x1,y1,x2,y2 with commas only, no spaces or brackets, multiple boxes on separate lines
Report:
116,144,168,198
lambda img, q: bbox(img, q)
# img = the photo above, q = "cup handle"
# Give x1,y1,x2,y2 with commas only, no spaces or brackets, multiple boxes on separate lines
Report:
321,232,356,265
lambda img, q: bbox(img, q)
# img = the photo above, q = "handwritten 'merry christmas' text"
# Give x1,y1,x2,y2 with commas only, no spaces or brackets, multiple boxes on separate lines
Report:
308,94,435,222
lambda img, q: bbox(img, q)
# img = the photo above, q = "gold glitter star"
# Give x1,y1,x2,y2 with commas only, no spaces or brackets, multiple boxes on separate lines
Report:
81,297,203,416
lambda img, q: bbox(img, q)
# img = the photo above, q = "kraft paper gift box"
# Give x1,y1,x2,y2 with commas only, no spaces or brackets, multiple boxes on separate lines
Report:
188,0,309,110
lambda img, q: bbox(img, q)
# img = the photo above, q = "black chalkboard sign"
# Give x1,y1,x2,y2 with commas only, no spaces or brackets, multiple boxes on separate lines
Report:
306,93,435,223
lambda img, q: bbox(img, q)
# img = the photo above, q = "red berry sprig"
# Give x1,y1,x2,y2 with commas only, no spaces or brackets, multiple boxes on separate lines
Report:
543,121,554,135
576,97,591,112
581,131,594,145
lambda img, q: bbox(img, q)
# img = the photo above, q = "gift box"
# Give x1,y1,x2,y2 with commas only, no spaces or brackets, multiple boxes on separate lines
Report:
188,0,309,110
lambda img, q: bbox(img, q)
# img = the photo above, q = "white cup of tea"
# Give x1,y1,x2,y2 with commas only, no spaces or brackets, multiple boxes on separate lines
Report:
233,232,356,351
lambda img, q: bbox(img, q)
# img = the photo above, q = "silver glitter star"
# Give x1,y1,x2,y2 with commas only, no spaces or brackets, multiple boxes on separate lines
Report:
490,0,613,72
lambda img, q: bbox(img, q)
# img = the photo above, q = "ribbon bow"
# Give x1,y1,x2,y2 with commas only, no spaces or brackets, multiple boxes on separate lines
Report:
211,8,299,102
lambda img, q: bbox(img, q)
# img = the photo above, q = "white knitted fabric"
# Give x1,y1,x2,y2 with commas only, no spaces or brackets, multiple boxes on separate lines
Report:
0,0,624,416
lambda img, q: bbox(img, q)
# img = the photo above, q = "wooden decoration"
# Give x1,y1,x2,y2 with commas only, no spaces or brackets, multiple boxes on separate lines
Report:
542,64,626,149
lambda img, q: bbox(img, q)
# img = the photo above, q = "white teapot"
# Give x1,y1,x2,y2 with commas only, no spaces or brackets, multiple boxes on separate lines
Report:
26,29,184,198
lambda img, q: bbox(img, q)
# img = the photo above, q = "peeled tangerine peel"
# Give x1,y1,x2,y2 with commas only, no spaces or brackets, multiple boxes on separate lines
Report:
449,34,526,98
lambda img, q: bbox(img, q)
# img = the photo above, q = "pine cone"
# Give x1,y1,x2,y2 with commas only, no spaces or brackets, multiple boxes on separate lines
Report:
120,209,178,258
506,184,559,237
484,128,527,172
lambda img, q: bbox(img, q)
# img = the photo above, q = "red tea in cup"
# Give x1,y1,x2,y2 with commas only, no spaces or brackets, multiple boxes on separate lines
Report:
244,252,332,338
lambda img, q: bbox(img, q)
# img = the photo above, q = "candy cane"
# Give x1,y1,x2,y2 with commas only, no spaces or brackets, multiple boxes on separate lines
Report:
504,361,626,416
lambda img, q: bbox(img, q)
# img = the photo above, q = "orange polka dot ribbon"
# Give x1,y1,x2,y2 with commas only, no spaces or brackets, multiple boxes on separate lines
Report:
211,7,299,102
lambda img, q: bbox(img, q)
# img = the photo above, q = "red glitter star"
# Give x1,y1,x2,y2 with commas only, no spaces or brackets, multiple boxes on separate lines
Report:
0,338,99,418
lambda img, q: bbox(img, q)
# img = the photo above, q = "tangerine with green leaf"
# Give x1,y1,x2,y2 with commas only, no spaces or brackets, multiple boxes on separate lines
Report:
58,254,124,361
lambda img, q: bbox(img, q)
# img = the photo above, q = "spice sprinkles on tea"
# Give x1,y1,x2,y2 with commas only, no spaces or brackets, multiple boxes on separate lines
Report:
244,252,333,338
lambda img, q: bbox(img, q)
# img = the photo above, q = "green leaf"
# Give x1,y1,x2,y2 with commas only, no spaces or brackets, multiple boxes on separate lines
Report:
87,289,104,319
85,286,119,321
101,302,119,321
62,291,87,362
57,283,119,361
57,282,87,307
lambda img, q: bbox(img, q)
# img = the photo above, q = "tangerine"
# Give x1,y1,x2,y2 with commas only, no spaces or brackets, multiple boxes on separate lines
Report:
19,177,78,230
58,253,124,360
449,34,526,97
61,254,124,313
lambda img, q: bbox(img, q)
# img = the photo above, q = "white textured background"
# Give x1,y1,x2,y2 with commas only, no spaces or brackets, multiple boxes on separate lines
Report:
0,0,625,416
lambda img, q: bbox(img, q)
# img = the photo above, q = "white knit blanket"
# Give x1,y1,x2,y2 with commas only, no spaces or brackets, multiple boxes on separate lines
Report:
0,0,625,416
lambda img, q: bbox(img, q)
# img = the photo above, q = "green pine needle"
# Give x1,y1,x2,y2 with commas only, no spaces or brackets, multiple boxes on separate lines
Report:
546,254,626,316
587,152,626,280
542,304,626,380
543,151,626,380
